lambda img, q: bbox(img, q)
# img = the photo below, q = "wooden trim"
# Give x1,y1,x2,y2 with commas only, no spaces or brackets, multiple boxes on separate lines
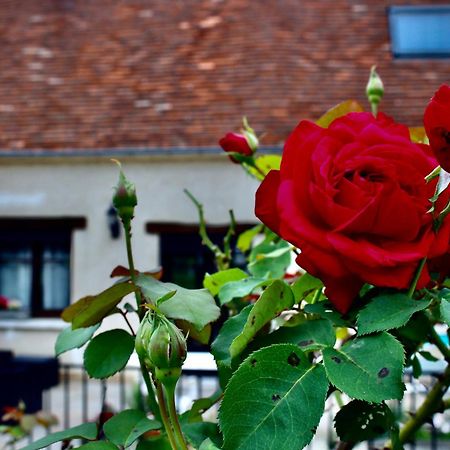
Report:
0,217,87,231
146,222,257,234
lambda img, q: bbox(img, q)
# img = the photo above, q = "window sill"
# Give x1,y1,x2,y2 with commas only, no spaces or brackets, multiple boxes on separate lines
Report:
0,317,66,331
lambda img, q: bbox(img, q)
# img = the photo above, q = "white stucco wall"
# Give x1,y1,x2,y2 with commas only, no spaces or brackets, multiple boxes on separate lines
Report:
0,154,260,361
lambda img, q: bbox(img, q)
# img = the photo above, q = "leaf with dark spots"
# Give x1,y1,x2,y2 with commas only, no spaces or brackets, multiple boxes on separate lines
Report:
299,339,315,347
323,333,405,403
335,400,395,443
250,358,257,367
287,352,301,367
220,344,328,450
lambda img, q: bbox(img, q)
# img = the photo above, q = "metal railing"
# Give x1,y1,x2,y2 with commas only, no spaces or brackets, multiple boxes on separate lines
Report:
3,365,450,450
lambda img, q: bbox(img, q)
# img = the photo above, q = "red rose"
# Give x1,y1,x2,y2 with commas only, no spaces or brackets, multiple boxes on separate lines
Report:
424,84,450,172
0,295,8,310
255,112,450,313
219,132,253,162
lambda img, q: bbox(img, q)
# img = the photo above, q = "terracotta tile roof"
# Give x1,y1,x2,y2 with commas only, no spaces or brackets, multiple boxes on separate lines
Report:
0,0,449,151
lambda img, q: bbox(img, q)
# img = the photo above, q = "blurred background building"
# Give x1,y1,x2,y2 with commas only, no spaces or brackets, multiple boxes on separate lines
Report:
0,0,449,360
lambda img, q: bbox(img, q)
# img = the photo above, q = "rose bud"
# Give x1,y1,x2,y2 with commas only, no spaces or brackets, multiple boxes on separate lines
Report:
366,66,384,107
219,132,254,163
424,84,450,172
148,317,187,390
112,163,137,225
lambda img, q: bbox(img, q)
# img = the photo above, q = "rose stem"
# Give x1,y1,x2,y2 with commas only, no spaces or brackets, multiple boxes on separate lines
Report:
155,380,179,450
165,383,189,450
123,219,162,422
407,257,427,298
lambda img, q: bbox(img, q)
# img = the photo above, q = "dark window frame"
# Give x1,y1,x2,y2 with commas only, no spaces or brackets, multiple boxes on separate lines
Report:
147,222,254,288
388,5,450,59
0,218,86,318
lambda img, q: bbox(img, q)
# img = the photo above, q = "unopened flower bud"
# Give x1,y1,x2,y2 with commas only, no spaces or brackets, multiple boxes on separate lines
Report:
112,162,137,225
219,118,259,163
135,311,155,370
148,317,187,390
366,66,384,106
148,318,187,371
219,132,254,163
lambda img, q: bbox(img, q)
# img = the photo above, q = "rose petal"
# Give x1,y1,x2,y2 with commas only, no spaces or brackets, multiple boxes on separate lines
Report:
255,170,281,234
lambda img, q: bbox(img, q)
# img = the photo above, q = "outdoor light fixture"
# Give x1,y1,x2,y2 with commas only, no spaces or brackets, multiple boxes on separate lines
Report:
106,204,120,239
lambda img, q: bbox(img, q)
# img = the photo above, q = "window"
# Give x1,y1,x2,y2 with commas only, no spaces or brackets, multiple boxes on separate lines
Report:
388,5,450,58
0,218,85,318
147,223,250,289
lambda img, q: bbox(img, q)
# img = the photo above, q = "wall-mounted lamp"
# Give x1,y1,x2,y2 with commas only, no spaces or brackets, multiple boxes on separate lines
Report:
107,204,121,239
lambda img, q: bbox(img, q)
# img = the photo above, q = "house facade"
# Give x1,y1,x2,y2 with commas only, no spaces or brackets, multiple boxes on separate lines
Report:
0,0,449,362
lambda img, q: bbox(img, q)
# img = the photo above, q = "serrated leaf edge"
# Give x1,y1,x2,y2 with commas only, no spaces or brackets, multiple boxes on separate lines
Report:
356,297,431,336
323,332,405,403
219,345,328,450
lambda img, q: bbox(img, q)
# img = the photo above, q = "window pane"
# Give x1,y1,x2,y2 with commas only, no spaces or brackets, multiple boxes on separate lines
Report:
42,247,70,311
389,7,450,57
0,249,32,312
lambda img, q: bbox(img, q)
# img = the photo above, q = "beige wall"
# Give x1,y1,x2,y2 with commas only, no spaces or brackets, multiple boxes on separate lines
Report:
0,155,259,362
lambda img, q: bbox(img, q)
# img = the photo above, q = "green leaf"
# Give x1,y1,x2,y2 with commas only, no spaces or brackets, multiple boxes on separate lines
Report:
291,273,323,303
411,355,422,378
357,293,431,335
20,423,97,450
440,289,450,326
62,282,135,329
419,350,438,362
230,280,294,358
76,443,119,450
136,437,172,450
218,277,267,305
183,422,222,449
323,332,405,403
316,99,364,128
199,438,221,450
251,319,336,353
237,224,263,253
183,390,223,423
55,324,100,356
176,320,211,345
103,409,160,447
394,311,429,344
248,240,292,279
211,305,252,388
334,400,395,442
156,290,177,305
84,330,135,379
248,155,282,180
409,126,428,144
136,274,220,331
204,268,249,296
219,344,328,450
303,302,348,326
